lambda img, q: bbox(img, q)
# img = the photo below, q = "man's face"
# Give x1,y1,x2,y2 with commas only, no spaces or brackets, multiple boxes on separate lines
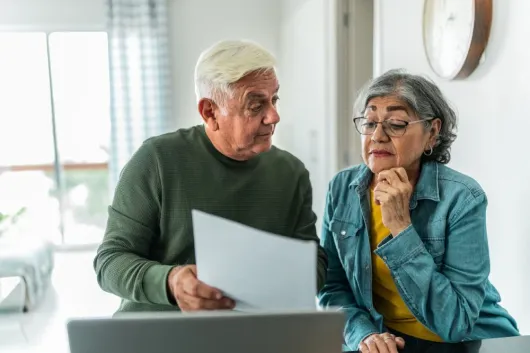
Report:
212,70,280,159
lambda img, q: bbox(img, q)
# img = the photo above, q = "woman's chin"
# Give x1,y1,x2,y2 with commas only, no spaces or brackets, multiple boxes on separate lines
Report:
368,159,398,173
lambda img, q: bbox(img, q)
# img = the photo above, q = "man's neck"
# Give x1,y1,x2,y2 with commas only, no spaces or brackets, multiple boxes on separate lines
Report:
204,127,252,161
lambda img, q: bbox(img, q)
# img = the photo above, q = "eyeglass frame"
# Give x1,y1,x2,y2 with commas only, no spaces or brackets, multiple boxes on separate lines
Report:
352,116,434,137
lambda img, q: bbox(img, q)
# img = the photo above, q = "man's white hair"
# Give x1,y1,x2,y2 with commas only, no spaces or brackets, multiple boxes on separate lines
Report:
194,39,277,103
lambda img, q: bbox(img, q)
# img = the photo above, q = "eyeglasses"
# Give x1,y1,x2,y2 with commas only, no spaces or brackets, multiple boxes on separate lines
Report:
353,117,433,137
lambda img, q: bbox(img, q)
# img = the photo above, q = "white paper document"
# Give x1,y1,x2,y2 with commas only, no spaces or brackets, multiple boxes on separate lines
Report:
192,210,317,311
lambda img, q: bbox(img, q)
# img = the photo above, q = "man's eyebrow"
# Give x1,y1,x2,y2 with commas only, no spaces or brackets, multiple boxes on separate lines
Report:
246,92,267,100
245,84,280,101
246,91,282,102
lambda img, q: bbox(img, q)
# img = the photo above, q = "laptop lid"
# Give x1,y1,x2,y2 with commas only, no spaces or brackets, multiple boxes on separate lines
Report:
67,309,345,353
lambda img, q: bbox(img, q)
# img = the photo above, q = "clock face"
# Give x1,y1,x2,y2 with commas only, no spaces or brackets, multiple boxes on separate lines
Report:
423,0,475,79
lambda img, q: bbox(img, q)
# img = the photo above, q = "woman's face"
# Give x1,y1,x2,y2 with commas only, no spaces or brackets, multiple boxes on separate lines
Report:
361,96,440,175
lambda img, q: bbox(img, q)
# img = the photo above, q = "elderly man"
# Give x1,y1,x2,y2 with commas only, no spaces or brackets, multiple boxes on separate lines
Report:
94,40,327,313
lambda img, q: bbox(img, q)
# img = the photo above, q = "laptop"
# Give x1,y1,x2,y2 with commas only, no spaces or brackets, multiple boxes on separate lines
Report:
67,309,345,353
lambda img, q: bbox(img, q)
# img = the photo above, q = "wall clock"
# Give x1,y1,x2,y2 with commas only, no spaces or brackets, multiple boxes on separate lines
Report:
423,0,492,80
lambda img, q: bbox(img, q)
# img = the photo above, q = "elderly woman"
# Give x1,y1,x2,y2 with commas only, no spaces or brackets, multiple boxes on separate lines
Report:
318,69,519,353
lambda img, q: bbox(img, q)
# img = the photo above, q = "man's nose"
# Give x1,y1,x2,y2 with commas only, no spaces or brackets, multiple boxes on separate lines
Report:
264,107,280,125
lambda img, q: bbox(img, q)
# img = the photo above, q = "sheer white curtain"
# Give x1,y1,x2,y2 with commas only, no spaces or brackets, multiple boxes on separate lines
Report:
107,0,172,189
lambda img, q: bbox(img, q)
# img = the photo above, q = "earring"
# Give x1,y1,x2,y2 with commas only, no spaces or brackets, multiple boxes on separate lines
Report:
424,146,433,156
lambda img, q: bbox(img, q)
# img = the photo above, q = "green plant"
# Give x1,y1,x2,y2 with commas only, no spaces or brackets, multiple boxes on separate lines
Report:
0,207,26,237
0,207,27,226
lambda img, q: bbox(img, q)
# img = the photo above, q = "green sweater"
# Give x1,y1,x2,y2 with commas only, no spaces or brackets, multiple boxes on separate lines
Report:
94,125,327,313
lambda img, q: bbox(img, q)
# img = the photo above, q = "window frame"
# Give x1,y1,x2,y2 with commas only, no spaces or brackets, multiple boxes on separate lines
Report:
0,29,110,249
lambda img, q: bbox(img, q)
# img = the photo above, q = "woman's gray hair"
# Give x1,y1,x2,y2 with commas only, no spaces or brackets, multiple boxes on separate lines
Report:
354,69,457,164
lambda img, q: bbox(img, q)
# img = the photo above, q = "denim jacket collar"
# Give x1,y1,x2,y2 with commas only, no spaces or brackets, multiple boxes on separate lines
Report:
348,161,440,209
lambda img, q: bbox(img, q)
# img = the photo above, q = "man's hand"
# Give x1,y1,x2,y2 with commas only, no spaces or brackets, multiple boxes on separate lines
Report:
167,265,235,311
373,168,413,236
359,333,406,353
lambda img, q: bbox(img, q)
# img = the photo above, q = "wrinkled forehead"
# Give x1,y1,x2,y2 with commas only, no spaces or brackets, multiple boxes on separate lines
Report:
363,95,413,116
232,69,280,99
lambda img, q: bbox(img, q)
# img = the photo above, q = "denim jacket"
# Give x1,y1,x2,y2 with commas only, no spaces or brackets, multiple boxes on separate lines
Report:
318,161,519,350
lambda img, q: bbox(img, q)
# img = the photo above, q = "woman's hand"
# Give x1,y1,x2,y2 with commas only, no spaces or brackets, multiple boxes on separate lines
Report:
373,168,413,236
359,333,406,353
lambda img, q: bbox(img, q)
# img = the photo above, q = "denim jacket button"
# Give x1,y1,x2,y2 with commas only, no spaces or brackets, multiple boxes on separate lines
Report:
340,230,346,236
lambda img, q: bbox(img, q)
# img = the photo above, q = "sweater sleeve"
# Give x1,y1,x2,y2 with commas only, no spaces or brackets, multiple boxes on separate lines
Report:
293,169,328,292
93,141,175,306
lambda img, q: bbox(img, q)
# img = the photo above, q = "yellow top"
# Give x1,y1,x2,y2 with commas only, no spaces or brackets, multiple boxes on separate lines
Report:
369,188,443,342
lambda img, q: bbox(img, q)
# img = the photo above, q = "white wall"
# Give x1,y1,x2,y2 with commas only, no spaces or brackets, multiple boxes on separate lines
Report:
276,0,337,232
0,0,105,30
376,0,530,333
168,0,282,130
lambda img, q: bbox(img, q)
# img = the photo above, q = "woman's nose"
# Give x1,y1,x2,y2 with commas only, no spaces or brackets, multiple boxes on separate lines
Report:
371,122,389,142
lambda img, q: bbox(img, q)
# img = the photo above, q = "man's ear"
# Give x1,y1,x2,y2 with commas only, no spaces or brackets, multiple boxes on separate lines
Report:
198,98,219,131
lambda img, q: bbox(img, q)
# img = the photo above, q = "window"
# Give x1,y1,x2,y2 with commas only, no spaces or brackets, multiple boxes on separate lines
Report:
0,32,111,246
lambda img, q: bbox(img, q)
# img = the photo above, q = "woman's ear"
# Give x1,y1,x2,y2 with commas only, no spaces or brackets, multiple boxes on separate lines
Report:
430,118,442,144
